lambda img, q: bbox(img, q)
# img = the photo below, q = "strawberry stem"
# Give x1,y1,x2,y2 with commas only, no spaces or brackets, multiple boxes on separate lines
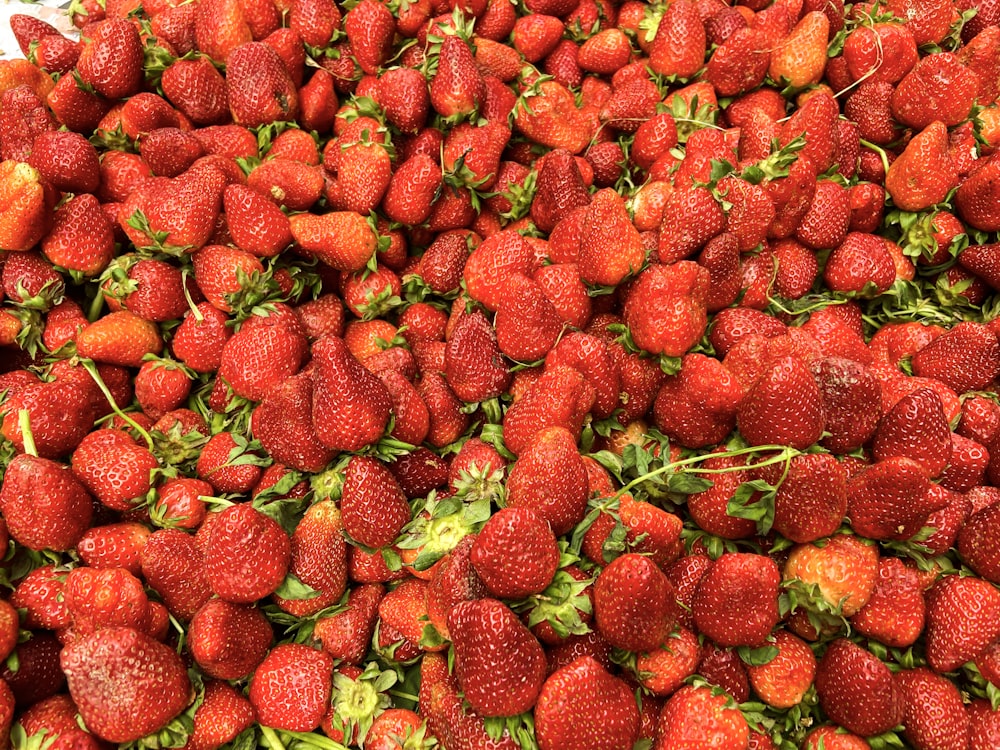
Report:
79,358,155,451
17,410,37,457
615,444,800,498
264,728,350,750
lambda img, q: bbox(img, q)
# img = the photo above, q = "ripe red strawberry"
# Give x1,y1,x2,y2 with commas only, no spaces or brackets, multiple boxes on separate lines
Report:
0,452,93,552
188,598,273,679
736,355,825,450
958,502,1000,584
892,52,980,129
204,503,291,603
141,528,214,621
62,566,151,638
846,456,942,541
925,575,1000,673
124,166,227,253
534,656,640,750
514,81,593,155
448,597,547,717
344,0,395,74
692,553,781,647
894,667,969,750
160,56,229,126
505,425,589,536
77,522,150,575
746,629,816,710
312,583,383,664
705,27,770,97
872,387,952,477
376,67,429,134
340,456,411,549
655,685,749,750
815,639,905,738
648,0,705,79
885,121,959,212
530,148,592,233
594,553,678,653
382,152,442,226
494,273,564,362
463,229,537,311
18,694,99,750
40,193,115,278
61,627,192,743
222,183,292,258
71,428,159,512
311,334,392,451
757,452,848,543
225,41,299,127
76,18,144,99
444,307,512,402
249,644,334,732
624,261,710,358
196,431,264,495
252,371,334,473
502,365,595,455
769,11,829,88
912,321,1000,394
171,302,231,373
652,353,742,449
470,507,560,599
577,188,645,286
185,681,256,750
850,556,926,648
289,211,378,272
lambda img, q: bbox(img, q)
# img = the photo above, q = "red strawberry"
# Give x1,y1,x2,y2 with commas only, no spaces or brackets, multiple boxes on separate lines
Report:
502,365,595,456
313,583,384,664
340,456,411,549
850,556,926,648
141,528,214,621
652,353,742,449
578,188,645,286
470,507,560,599
311,334,392,452
0,453,93,552
655,685,749,749
344,0,396,75
925,575,1000,673
736,355,826,450
494,273,564,362
535,656,641,750
76,18,144,99
463,229,537,311
872,387,952,477
41,193,115,278
430,34,485,121
891,52,980,130
444,307,512,402
505,425,589,536
186,681,256,750
250,644,334,732
815,639,905,738
958,502,1000,584
187,599,272,680
912,321,1000,394
885,121,959,212
530,148,592,233
225,41,299,127
624,261,710,358
649,0,706,79
382,152,442,226
594,553,678,653
895,667,969,750
692,553,781,647
448,597,547,716
61,627,193,743
756,452,848,543
514,81,593,155
846,456,940,541
71,429,159,512
746,629,816,710
204,503,292,603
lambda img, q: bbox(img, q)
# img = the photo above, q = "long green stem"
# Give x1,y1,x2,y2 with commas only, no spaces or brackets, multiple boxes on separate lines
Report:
615,444,800,498
80,359,155,451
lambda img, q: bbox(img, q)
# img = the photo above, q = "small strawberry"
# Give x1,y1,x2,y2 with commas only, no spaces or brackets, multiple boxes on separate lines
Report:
340,456,411,549
186,681,256,750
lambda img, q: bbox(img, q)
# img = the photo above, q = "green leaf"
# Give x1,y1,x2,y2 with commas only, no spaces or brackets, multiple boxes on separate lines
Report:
272,572,322,601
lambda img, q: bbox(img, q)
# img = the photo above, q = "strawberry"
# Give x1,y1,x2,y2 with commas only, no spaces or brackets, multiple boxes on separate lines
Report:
842,22,918,83
594,553,678,653
28,130,101,194
62,566,151,637
448,597,547,717
692,552,782,647
895,668,969,750
885,121,959,212
225,41,299,127
958,502,1000,584
578,29,632,76
0,160,54,252
430,35,485,121
61,627,192,743
706,27,770,97
187,599,273,680
470,507,560,599
328,140,392,216
196,431,264,495
289,211,378,272
649,0,706,79
418,371,471,448
41,193,115,278
344,0,395,75
502,365,595,455
186,681,256,750
382,153,442,226
340,455,411,549
657,187,726,264
494,273,564,362
140,528,214,621
925,575,1000,673
577,188,645,286
77,522,150,575
823,231,897,296
891,52,981,129
534,656,640,750
505,425,589,535
249,644,334,732
872,387,952,477
632,626,701,698
624,261,710,358
530,148,592,233
911,321,1000,394
747,629,816,710
444,308,511,403
850,556,926,648
0,452,93,552
0,84,56,162
736,355,825,450
514,80,593,155
218,309,308,401
204,503,291,603
655,685,749,750
311,334,392,451
76,18,144,99
759,452,848,543
846,456,941,541
160,56,229,126
71,428,159,512
815,639,904,738
783,534,879,626
652,353,742,449
252,370,335,473
769,11,829,88
419,650,520,749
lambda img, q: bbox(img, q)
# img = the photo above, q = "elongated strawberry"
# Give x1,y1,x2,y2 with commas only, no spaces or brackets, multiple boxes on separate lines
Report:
76,18,144,99
506,425,589,535
444,307,511,402
340,456,411,549
815,639,905,738
594,553,678,653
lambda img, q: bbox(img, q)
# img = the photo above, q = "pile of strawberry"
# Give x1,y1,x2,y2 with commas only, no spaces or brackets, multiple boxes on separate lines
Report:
1,0,1000,745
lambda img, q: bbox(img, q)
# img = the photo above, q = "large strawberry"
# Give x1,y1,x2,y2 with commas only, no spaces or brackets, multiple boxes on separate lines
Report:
75,18,144,99
249,644,335,732
593,553,678,653
624,261,710,358
225,42,299,127
448,597,547,717
61,627,193,743
203,503,291,603
0,453,93,552
814,639,905,738
924,575,1000,673
692,553,782,647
